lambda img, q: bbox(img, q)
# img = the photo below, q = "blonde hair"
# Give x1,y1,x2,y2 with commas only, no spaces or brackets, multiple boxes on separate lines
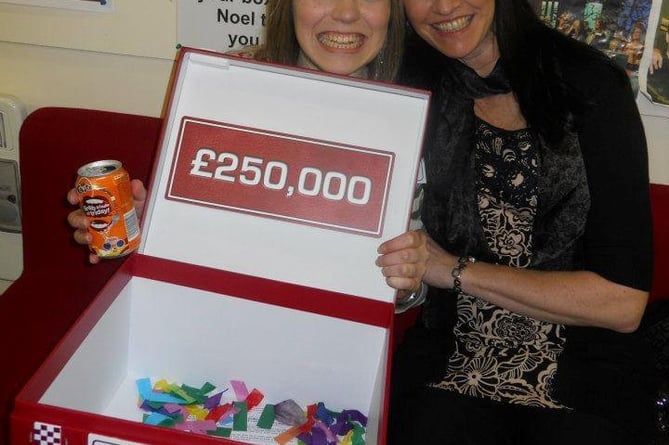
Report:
253,0,404,81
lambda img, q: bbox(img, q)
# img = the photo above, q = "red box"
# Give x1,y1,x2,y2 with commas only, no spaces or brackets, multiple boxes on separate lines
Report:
11,48,430,445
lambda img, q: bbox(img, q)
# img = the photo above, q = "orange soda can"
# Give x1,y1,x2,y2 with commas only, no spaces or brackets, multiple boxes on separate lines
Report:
75,160,141,259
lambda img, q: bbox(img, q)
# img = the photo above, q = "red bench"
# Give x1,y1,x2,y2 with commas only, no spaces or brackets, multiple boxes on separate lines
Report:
650,183,669,305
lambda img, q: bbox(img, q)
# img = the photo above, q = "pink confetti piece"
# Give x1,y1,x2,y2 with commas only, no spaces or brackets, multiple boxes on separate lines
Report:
174,419,218,434
163,403,183,414
230,380,249,401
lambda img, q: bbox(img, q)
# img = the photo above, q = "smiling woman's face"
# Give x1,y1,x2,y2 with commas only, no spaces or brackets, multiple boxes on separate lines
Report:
404,0,497,71
293,0,391,76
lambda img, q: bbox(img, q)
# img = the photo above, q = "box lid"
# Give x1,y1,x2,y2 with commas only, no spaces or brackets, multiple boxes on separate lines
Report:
140,48,430,304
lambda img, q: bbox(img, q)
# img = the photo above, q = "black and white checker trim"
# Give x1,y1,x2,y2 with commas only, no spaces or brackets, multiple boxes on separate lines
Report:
32,422,62,445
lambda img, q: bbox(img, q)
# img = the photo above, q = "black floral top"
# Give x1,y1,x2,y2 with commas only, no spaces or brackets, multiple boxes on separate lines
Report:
431,119,567,408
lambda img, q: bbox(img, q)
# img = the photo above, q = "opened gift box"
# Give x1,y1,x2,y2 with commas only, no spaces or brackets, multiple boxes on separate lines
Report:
10,49,430,445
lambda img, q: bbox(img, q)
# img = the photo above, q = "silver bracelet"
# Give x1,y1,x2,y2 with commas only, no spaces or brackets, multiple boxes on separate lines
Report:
451,256,476,294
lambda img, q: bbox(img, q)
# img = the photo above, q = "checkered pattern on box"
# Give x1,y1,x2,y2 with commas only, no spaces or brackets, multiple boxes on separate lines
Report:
32,422,62,445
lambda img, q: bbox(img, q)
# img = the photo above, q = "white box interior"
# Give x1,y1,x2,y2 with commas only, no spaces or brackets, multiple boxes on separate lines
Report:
141,51,429,303
40,276,388,444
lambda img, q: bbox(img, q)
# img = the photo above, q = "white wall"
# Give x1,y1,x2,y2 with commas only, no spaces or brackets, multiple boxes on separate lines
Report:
0,0,667,185
0,42,174,117
0,0,177,117
638,98,669,185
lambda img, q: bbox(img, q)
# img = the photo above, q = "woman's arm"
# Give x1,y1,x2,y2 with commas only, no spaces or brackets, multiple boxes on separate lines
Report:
420,237,648,333
377,232,647,332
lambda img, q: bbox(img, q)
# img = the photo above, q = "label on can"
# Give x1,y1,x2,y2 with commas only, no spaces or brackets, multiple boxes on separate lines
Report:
75,160,141,259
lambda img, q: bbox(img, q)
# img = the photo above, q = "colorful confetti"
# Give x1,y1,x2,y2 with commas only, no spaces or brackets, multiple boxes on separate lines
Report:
135,378,367,444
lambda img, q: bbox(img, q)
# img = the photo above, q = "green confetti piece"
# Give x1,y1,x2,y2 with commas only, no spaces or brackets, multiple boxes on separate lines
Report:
158,417,177,427
182,382,216,396
200,382,216,393
146,400,169,410
143,412,174,427
352,423,365,445
208,427,232,437
233,401,248,431
171,414,185,424
180,384,201,393
180,384,209,404
166,384,196,404
256,404,275,429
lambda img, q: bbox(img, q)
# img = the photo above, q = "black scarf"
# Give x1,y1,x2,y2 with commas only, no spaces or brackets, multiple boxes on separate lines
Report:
421,58,590,269
422,59,512,263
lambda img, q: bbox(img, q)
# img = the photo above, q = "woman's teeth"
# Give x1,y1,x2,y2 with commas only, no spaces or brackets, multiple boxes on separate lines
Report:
434,16,472,32
318,32,364,49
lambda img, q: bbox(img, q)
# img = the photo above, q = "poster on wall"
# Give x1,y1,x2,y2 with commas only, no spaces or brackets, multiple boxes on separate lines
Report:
535,0,653,96
177,0,266,53
640,0,669,107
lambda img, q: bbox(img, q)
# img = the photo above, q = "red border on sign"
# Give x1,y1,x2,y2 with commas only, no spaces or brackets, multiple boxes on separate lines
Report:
166,117,394,237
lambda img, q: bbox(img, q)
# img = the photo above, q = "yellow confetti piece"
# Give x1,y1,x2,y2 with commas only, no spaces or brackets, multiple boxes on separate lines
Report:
340,430,354,445
153,379,171,392
185,405,209,420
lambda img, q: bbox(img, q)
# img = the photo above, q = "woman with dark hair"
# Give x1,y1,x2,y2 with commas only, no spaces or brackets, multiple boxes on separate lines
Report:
375,0,655,442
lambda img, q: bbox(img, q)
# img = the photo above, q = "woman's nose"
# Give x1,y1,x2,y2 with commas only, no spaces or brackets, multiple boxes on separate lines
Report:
432,0,461,16
331,0,362,22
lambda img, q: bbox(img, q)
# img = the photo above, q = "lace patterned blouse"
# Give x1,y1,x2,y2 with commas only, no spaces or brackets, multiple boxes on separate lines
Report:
431,118,568,409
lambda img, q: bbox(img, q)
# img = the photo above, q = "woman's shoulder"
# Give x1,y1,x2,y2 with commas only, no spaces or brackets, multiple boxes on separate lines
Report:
546,32,629,95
